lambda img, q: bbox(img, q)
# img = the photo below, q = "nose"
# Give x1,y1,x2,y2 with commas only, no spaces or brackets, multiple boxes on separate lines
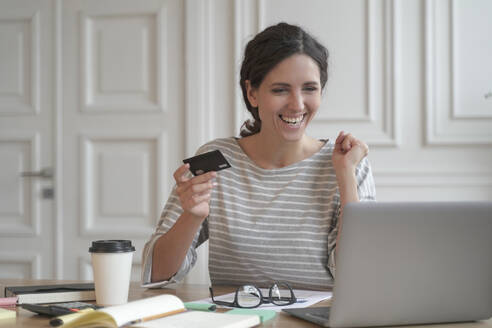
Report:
288,91,305,111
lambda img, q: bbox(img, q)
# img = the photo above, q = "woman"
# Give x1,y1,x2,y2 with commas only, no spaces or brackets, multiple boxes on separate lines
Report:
142,22,375,290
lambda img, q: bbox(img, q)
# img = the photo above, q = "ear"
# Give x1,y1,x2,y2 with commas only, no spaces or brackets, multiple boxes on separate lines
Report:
245,80,259,108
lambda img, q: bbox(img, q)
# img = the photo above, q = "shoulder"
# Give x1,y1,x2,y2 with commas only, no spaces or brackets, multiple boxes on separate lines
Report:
195,137,239,155
312,138,335,159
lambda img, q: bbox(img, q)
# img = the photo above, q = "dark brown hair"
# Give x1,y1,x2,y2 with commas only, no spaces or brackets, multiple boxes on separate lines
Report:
239,22,329,137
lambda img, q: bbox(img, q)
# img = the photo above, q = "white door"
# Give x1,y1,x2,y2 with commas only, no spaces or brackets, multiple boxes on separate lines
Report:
0,0,185,281
61,0,184,280
0,0,55,279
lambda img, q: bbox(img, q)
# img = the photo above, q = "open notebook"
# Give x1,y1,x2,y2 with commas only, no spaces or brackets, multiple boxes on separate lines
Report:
55,294,260,328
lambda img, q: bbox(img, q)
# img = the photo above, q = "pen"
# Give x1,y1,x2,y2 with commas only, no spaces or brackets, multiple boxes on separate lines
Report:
124,308,187,326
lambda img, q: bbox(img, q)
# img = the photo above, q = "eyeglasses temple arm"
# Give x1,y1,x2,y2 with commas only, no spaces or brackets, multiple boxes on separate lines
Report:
209,287,236,307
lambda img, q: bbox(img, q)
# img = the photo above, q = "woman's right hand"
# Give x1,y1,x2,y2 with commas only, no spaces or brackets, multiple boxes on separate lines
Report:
173,164,216,220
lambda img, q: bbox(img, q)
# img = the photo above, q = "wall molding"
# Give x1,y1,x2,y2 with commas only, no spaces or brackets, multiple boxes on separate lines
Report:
0,131,41,236
233,0,259,136
54,0,63,280
184,0,221,284
233,0,401,146
185,0,215,155
0,252,41,279
425,0,492,145
0,11,40,115
450,0,492,120
79,8,166,113
374,171,492,187
79,132,166,237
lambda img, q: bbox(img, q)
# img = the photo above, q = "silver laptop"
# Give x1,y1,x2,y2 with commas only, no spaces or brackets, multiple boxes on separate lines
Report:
283,202,492,327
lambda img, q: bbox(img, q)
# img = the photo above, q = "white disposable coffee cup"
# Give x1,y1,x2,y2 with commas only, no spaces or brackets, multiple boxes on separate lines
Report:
89,240,135,306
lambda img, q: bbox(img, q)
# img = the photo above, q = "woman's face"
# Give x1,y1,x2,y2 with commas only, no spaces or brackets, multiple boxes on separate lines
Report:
247,54,322,143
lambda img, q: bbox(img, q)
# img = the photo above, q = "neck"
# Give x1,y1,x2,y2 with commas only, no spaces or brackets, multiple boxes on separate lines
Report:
248,132,318,169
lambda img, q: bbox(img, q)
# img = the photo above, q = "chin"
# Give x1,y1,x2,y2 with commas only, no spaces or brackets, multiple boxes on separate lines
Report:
280,130,306,143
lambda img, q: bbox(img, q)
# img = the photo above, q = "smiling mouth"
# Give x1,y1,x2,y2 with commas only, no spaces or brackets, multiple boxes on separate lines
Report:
279,114,307,125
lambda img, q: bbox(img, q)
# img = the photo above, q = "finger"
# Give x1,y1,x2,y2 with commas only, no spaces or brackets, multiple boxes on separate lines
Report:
188,180,214,194
349,138,368,155
334,137,344,154
334,141,343,153
342,133,353,152
189,192,211,207
335,131,345,144
190,171,217,185
347,141,369,163
177,170,216,192
179,185,210,208
334,131,345,153
196,188,213,197
361,142,369,156
177,171,216,197
177,179,211,199
173,164,191,184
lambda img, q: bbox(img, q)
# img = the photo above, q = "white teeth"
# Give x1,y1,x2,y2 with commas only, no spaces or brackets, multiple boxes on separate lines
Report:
280,114,305,124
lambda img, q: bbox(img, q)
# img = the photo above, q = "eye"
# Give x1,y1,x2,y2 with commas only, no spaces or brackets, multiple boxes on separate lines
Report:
272,88,288,94
303,86,318,92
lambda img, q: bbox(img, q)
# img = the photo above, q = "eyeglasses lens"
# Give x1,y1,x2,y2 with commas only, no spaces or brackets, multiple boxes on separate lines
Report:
270,282,292,305
237,285,261,308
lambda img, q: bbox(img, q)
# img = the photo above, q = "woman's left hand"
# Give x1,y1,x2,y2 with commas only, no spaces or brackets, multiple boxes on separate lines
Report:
332,131,369,174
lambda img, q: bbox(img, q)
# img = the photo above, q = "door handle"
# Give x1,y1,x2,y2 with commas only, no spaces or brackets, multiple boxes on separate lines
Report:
20,167,54,179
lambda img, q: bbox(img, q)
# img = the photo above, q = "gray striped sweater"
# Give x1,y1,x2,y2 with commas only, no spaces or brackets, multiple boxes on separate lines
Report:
142,137,376,290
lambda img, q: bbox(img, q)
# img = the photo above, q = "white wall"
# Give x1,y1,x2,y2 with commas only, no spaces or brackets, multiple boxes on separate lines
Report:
184,0,492,284
189,0,492,201
0,0,491,282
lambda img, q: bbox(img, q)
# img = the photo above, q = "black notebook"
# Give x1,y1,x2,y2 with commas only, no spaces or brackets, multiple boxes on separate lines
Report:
4,283,95,304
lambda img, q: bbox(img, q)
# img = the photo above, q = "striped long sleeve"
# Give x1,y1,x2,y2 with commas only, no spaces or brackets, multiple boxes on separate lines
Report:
141,137,376,289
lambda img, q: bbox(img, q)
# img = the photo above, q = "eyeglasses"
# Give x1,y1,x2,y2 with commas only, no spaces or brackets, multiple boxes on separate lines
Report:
209,281,297,308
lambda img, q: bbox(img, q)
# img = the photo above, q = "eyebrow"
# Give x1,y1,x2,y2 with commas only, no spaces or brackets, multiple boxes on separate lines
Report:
304,81,320,85
270,81,320,87
270,83,290,87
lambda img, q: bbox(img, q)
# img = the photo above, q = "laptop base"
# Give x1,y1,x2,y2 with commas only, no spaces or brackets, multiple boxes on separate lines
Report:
283,307,331,327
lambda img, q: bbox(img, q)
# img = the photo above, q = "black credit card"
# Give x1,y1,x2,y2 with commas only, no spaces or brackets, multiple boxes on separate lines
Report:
183,150,231,176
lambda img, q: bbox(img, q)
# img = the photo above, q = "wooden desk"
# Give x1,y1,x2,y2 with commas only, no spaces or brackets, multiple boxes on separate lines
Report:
1,279,492,328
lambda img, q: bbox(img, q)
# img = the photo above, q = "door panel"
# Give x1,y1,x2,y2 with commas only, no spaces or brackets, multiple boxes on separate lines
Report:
0,0,54,279
62,0,184,280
